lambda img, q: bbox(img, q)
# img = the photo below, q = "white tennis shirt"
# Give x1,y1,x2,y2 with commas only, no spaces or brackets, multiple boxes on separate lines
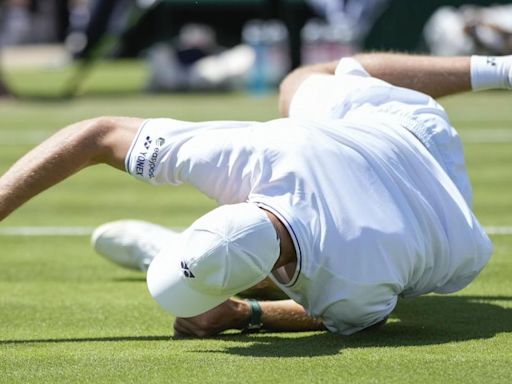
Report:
125,61,492,335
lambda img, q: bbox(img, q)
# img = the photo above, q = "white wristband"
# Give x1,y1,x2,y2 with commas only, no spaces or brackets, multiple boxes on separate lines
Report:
470,55,512,91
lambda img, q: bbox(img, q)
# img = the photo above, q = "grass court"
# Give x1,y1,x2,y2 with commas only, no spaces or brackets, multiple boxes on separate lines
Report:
0,62,512,383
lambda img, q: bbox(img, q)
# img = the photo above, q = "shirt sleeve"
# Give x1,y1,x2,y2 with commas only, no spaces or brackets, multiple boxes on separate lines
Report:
125,118,259,204
334,57,371,77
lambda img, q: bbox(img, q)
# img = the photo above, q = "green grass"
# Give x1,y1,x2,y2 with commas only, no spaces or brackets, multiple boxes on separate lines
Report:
1,64,512,383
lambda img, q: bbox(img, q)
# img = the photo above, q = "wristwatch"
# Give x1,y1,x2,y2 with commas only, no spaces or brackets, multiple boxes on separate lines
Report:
242,299,263,333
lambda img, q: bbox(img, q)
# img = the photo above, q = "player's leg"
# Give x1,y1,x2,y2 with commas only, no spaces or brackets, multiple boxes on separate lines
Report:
92,220,181,272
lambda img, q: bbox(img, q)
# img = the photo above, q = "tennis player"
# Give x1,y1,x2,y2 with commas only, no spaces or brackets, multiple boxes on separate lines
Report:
0,53,510,337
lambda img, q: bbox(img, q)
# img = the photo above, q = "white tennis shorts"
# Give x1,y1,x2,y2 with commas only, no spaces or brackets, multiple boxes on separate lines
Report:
290,58,473,207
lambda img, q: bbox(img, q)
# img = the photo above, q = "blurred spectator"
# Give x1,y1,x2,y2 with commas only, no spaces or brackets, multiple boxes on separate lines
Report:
365,0,512,53
1,0,32,46
1,0,58,45
68,1,256,91
424,5,512,56
306,0,391,47
307,1,512,54
70,0,160,60
147,23,255,92
0,2,11,97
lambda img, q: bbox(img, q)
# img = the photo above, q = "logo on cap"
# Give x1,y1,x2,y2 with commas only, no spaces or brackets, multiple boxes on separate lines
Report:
181,261,195,278
156,137,166,147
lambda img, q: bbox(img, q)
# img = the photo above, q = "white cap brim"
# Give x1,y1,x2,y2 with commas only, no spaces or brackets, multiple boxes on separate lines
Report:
146,244,231,318
146,203,280,318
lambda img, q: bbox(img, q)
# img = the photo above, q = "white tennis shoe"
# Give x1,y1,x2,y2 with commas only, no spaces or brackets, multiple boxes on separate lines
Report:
91,220,180,272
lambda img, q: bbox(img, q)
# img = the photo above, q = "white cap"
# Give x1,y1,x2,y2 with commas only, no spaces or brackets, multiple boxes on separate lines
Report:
146,203,280,317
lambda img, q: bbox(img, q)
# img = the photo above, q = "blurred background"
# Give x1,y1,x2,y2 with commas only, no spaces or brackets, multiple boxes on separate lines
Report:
1,0,512,98
1,4,512,371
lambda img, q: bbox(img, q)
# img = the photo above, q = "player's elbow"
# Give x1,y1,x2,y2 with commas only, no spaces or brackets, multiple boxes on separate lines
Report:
86,116,141,170
63,116,125,169
80,117,118,165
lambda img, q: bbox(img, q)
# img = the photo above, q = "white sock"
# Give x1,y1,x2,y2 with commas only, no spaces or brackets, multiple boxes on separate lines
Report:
470,55,512,91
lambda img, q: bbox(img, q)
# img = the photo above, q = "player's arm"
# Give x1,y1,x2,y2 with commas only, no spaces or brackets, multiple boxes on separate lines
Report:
173,298,326,338
353,53,472,98
279,52,511,116
0,116,141,221
278,54,472,117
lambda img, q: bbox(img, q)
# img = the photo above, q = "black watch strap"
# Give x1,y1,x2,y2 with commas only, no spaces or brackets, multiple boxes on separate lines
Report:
242,299,263,334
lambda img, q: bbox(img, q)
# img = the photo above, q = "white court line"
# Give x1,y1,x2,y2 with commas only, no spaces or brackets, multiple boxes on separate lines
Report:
0,226,95,236
0,226,512,236
1,128,512,146
484,226,512,236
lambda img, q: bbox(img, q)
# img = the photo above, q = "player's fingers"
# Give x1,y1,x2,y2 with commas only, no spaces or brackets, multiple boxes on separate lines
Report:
173,319,196,338
174,317,217,338
173,318,210,338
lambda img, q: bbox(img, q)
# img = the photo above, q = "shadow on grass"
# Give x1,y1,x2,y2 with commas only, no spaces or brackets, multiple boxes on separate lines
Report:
0,335,170,345
2,295,512,357
113,276,146,283
196,294,512,357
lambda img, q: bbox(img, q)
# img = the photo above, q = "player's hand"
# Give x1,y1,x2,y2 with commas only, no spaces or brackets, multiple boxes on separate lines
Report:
173,298,250,338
